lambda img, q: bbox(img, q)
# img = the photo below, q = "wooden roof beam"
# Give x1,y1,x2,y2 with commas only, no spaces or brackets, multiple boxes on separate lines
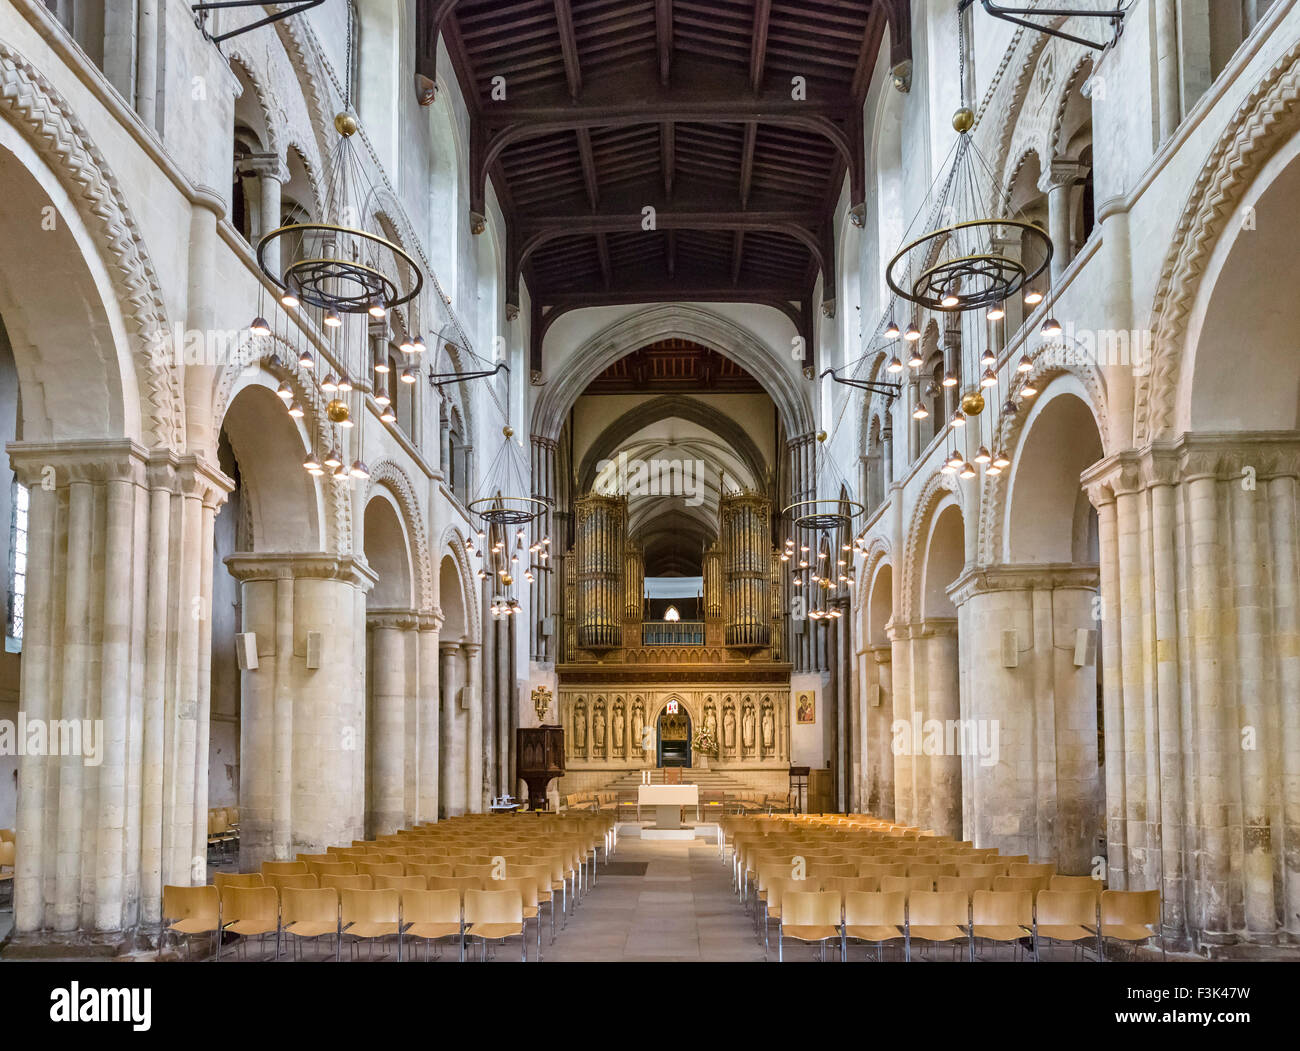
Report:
655,0,674,87
750,0,771,92
554,0,583,99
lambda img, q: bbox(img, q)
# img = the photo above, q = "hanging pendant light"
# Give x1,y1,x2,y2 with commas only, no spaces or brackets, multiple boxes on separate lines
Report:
1001,398,1019,417
907,346,924,369
947,450,964,471
912,401,930,420
375,390,391,408
324,310,344,329
374,354,391,373
980,367,998,388
400,333,418,354
993,450,1012,469
904,322,922,342
368,300,387,320
275,381,293,401
298,349,315,370
981,348,996,367
288,401,305,419
1021,379,1039,398
349,459,370,479
884,319,901,339
942,370,958,388
950,411,967,429
985,463,1002,476
250,316,272,336
1017,353,1034,373
1041,316,1063,338
304,453,323,475
987,303,1006,321
975,446,992,464
321,374,339,393
332,463,349,479
959,462,977,479
336,375,353,393
887,356,905,374
412,335,427,354
401,367,417,384
324,447,343,469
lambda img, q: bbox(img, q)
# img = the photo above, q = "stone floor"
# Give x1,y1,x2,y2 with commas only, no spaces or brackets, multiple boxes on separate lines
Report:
544,833,766,962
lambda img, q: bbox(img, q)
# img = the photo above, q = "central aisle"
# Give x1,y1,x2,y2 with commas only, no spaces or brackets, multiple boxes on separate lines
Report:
544,835,765,962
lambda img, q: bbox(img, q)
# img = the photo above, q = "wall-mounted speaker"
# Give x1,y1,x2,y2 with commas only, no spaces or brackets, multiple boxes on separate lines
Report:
1074,628,1097,668
306,631,322,670
867,683,882,708
1001,629,1019,668
234,632,258,671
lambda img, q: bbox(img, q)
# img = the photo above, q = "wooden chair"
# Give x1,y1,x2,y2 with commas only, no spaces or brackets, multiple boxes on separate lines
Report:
907,891,970,961
907,862,958,880
265,872,317,895
319,873,373,892
428,875,486,897
1051,874,1105,901
261,861,308,878
1100,890,1163,961
306,860,357,880
494,876,543,960
778,890,843,962
464,889,527,962
162,884,220,960
358,861,405,880
400,888,464,961
843,890,908,962
881,874,937,897
993,874,1052,900
971,890,1033,961
374,874,428,892
1009,862,1056,881
1035,889,1101,960
340,888,402,961
213,871,264,892
280,887,340,960
218,885,279,960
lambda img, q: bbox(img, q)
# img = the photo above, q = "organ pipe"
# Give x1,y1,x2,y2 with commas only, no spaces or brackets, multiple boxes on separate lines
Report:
576,494,625,650
722,492,771,650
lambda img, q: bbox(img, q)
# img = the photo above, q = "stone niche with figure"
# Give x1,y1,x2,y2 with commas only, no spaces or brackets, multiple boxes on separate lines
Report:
555,684,791,792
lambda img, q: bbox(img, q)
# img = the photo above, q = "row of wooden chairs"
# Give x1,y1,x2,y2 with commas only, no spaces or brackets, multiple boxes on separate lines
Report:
163,883,532,962
768,887,1162,962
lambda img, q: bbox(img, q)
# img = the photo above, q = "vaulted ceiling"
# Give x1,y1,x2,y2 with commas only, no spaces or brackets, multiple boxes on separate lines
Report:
415,0,913,376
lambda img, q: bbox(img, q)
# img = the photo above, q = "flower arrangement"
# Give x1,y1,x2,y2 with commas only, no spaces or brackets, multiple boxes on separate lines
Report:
693,730,719,758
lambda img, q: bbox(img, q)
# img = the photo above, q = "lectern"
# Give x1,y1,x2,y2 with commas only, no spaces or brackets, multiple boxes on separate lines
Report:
516,725,565,811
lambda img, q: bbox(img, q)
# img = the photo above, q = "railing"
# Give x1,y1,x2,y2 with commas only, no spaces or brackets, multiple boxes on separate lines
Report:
641,621,705,647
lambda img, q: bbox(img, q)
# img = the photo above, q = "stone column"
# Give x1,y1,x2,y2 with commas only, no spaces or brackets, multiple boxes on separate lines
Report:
923,620,962,839
888,624,915,826
950,565,1101,869
482,591,497,807
416,613,443,823
7,442,230,936
1268,469,1300,939
366,609,417,836
227,554,375,868
246,154,286,278
135,0,160,130
439,641,462,816
1040,161,1087,284
463,642,483,812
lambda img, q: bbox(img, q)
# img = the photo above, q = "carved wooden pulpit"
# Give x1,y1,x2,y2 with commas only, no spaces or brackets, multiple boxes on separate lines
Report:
516,725,565,811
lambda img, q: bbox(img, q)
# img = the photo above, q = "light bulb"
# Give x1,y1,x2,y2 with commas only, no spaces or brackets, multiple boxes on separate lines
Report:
941,459,957,475
1024,289,1044,306
1041,317,1062,338
412,336,427,354
324,311,343,328
303,454,323,474
400,334,417,354
337,375,353,392
380,405,396,422
368,301,387,319
887,357,904,374
288,400,305,419
1017,354,1034,373
324,447,343,469
884,319,901,339
985,463,1002,476
280,293,300,309
374,356,391,374
987,303,1006,321
251,316,272,336
321,374,338,392
941,291,960,309
994,451,1011,469
332,463,349,479
298,350,315,370
975,446,992,464
981,348,996,367
942,370,958,388
960,462,977,479
350,460,370,479
912,402,929,420
1021,381,1039,398
950,411,966,429
908,348,924,369
275,381,293,401
904,323,922,342
980,368,998,388
401,367,417,384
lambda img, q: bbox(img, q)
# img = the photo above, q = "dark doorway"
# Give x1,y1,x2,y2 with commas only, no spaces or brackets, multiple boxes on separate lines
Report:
657,706,692,768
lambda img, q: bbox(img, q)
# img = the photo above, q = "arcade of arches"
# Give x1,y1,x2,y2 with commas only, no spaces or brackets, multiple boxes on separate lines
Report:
0,0,1298,962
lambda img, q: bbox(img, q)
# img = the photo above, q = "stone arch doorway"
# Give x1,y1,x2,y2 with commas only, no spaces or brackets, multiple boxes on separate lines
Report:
656,700,692,769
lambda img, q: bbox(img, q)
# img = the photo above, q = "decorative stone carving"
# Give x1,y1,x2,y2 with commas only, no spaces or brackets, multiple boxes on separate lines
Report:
722,700,736,755
592,699,606,757
572,699,587,758
741,699,756,754
611,699,625,756
760,700,775,754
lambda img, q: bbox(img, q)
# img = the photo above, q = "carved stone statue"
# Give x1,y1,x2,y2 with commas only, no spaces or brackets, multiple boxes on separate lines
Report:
742,704,756,751
631,702,645,764
574,704,587,757
761,705,775,753
612,703,625,755
593,705,606,756
703,704,718,742
722,705,736,753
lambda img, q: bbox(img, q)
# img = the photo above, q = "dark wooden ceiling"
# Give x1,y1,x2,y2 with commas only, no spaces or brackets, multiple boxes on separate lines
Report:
583,338,765,394
414,0,913,378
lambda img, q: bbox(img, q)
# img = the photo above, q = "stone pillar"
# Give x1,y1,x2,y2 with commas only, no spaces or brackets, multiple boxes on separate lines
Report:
416,613,443,823
1268,470,1300,939
1155,0,1182,141
135,0,160,130
481,589,496,808
864,645,894,816
226,554,375,869
246,155,286,278
950,565,1101,869
366,609,417,836
923,621,961,839
439,641,462,816
1040,160,1086,284
888,624,915,826
8,443,230,936
463,642,483,812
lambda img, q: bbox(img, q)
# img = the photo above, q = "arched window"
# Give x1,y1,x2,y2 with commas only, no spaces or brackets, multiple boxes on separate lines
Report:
664,606,681,622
